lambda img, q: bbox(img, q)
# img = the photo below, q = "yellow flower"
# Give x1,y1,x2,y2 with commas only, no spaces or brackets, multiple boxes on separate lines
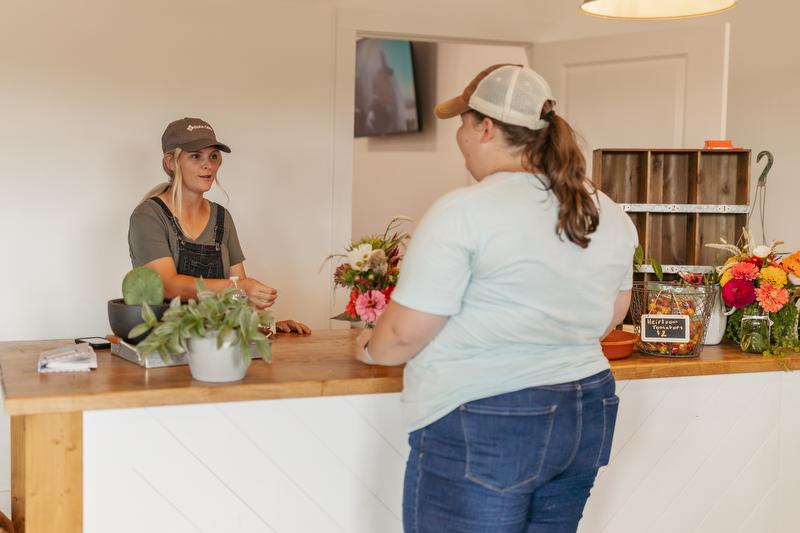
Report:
759,265,788,288
724,256,739,266
719,269,733,287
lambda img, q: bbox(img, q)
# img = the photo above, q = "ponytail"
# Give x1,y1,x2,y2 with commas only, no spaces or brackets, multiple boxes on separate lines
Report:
471,105,599,248
138,148,184,230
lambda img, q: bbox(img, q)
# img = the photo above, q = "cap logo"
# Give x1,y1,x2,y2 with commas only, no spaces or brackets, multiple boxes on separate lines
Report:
186,124,213,132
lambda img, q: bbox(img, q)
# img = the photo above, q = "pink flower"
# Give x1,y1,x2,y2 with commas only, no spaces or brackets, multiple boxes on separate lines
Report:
755,284,790,313
722,278,756,309
729,261,759,281
355,290,387,324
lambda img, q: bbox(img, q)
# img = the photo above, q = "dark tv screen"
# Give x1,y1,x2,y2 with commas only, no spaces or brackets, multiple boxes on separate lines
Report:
354,38,420,137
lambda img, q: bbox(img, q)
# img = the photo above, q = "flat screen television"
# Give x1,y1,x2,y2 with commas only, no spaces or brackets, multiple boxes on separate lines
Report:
354,38,420,137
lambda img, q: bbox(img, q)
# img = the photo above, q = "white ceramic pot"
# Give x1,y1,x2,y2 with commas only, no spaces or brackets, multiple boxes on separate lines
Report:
704,289,727,345
187,331,250,382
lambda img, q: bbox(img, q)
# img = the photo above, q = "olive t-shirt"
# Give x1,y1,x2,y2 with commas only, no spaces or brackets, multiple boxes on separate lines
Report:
128,198,245,278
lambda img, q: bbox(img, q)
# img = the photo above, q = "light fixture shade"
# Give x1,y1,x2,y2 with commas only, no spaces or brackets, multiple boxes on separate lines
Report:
580,0,736,20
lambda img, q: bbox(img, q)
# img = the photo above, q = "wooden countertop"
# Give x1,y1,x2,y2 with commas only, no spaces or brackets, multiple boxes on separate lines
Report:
1,329,797,416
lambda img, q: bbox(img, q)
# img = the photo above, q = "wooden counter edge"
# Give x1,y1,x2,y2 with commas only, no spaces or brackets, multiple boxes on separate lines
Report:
3,376,406,417
611,357,800,380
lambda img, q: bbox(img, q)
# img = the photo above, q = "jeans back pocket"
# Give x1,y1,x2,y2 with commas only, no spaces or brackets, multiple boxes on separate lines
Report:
460,403,557,492
595,395,620,467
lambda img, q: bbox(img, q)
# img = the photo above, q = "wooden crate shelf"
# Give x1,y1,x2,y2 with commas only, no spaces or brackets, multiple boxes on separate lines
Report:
593,148,751,270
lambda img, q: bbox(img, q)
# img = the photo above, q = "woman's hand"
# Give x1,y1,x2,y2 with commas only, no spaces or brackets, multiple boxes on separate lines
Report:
354,328,374,365
275,320,311,335
238,278,278,309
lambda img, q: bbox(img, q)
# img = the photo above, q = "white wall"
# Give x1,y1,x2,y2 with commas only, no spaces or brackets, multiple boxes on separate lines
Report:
352,42,528,237
724,1,800,252
0,0,338,340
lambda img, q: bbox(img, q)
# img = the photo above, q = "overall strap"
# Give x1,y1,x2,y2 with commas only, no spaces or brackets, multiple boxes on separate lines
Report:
149,197,185,240
211,203,226,248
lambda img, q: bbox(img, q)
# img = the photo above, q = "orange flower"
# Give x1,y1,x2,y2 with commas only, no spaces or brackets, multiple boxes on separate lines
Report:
781,251,800,277
755,284,790,313
730,261,759,281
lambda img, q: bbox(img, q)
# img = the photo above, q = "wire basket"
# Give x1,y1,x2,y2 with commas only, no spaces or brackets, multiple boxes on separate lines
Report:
630,281,718,358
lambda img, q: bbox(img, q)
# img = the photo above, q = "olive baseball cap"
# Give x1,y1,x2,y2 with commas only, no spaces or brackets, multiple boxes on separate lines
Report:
434,64,555,130
161,117,231,154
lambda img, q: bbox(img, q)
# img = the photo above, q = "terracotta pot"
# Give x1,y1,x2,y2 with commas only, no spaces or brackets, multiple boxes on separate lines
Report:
601,330,637,360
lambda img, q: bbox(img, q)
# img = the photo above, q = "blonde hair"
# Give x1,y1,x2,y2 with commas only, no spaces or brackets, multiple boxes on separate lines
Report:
141,147,228,231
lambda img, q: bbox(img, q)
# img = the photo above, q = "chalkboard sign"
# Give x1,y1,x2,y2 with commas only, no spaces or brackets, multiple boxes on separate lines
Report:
640,314,690,343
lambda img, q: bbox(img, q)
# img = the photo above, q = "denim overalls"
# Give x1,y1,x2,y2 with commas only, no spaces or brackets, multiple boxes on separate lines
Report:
150,197,225,279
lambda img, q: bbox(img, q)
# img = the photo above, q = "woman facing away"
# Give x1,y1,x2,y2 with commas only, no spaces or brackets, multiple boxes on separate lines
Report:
354,65,638,533
128,117,310,334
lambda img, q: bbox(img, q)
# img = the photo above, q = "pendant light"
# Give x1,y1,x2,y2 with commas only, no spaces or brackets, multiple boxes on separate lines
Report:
580,0,736,20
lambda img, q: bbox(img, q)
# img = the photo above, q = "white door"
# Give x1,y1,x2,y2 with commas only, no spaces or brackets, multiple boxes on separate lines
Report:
531,23,731,174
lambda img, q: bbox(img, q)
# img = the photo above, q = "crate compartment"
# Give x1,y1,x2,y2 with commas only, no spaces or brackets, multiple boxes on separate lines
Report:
593,148,750,270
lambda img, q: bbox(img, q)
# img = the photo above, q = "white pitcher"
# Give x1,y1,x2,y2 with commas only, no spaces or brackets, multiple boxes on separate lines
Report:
704,287,727,345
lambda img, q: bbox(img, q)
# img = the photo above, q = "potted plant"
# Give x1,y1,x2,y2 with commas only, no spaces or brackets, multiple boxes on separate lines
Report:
129,280,272,382
108,267,170,344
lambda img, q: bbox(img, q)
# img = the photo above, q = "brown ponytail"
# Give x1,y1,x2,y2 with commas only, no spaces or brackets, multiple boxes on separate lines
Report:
469,105,599,248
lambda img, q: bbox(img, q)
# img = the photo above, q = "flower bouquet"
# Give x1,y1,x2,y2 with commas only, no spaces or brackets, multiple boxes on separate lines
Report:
706,230,800,354
324,217,410,327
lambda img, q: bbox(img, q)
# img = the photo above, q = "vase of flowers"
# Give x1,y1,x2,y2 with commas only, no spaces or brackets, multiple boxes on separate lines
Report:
706,230,800,354
324,217,410,327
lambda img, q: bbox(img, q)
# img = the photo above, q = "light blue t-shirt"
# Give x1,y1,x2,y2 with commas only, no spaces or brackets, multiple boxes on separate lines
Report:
391,171,638,431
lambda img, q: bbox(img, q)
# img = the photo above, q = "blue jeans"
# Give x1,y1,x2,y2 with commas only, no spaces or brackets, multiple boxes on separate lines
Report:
403,370,618,533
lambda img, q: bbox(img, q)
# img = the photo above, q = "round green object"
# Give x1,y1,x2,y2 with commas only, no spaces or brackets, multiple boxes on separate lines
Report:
122,267,164,305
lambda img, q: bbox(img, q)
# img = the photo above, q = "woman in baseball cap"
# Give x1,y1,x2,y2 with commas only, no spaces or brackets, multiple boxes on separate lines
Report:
128,117,310,334
354,65,638,532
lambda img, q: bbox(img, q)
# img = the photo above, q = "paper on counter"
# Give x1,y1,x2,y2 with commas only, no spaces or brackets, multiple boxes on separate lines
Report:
38,343,98,373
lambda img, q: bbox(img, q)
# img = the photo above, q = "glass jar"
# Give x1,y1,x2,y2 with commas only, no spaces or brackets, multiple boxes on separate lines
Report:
739,314,772,353
228,276,248,303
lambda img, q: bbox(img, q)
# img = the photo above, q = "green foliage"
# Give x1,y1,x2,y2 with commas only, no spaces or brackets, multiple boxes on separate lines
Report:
633,244,644,267
725,302,800,358
129,281,272,363
634,245,664,282
725,306,748,344
122,267,164,305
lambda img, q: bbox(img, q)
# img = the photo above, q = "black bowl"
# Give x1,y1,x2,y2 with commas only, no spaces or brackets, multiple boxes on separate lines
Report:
107,298,170,345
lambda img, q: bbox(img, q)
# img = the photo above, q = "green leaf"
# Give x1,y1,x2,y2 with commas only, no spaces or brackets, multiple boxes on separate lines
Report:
650,258,664,282
254,339,272,361
167,331,182,354
633,245,645,267
128,323,151,339
169,296,182,309
249,311,260,337
141,302,157,325
217,327,232,349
